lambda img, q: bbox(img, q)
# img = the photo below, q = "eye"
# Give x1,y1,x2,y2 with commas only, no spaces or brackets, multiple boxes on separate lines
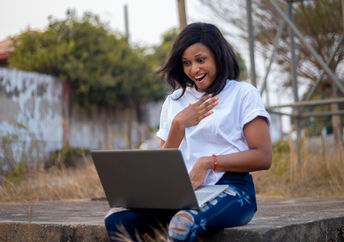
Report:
182,60,190,66
197,57,206,63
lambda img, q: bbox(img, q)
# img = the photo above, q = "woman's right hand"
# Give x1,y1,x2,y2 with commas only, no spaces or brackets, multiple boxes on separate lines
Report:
174,94,219,129
161,94,218,149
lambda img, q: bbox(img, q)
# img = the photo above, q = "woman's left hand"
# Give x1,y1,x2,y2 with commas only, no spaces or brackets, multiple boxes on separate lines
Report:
189,156,212,190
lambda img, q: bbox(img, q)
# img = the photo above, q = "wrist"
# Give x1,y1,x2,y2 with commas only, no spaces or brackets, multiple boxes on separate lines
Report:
212,154,218,172
200,156,215,170
172,117,186,131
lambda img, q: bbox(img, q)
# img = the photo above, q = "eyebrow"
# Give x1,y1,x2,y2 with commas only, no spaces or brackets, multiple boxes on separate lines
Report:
182,53,203,60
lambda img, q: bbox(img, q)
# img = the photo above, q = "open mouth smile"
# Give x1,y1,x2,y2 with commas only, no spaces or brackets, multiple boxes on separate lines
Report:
194,74,206,82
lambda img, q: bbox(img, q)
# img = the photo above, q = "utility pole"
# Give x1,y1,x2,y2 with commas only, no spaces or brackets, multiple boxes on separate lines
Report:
342,0,344,32
124,4,129,41
287,1,302,167
246,0,257,87
177,0,187,31
123,4,132,147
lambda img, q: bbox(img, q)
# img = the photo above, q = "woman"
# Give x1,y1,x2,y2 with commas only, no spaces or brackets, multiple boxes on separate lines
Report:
105,22,272,242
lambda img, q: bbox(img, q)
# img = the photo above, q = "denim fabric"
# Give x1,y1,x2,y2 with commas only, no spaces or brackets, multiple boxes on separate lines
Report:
104,173,257,242
105,208,176,241
167,185,256,241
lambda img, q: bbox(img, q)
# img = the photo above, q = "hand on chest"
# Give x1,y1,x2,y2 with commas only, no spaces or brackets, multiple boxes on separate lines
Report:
184,99,240,138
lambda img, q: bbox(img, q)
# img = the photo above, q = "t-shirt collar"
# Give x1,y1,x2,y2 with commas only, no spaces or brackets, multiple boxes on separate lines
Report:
187,86,204,100
186,79,231,99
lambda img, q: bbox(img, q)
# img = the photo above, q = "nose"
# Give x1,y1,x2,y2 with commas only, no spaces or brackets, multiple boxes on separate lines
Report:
190,63,200,75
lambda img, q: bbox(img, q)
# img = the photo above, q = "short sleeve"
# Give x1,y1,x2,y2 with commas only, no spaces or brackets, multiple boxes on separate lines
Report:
156,96,171,141
240,86,271,130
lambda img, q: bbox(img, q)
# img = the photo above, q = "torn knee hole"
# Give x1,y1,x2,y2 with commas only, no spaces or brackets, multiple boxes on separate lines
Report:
169,211,194,231
168,212,195,239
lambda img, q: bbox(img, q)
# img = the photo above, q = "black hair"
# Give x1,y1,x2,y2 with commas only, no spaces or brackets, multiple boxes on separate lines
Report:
156,22,240,98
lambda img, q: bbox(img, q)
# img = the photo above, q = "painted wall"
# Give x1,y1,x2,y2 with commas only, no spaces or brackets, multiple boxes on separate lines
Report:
0,68,63,161
0,68,162,170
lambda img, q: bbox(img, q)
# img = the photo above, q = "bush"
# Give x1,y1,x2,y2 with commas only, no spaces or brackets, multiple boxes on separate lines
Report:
47,144,91,169
270,139,290,176
0,123,33,177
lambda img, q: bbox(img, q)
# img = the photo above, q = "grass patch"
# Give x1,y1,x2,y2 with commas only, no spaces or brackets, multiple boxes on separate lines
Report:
0,160,104,202
0,139,343,202
253,138,344,197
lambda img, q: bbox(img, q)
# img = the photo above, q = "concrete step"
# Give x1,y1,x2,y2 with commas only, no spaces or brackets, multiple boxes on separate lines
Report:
0,197,344,241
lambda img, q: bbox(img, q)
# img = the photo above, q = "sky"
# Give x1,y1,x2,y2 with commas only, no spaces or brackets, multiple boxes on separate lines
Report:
1,0,249,65
1,0,198,46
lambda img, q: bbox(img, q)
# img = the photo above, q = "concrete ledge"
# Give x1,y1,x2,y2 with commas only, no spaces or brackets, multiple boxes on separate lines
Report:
0,223,108,242
203,217,344,241
1,198,344,241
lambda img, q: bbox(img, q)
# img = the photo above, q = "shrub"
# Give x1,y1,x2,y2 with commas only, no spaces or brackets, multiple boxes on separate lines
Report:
47,144,91,168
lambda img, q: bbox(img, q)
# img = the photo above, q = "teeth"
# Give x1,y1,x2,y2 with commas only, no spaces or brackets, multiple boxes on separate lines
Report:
195,74,205,79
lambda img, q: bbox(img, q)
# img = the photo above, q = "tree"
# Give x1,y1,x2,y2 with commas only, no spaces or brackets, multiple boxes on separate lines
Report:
198,0,344,150
147,27,178,70
9,9,164,108
9,10,167,146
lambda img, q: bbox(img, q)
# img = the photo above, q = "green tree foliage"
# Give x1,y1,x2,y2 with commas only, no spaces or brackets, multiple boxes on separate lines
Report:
236,53,248,81
9,10,166,108
147,27,178,70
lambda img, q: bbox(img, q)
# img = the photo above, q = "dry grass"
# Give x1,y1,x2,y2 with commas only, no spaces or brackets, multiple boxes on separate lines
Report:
0,142,344,203
110,224,168,242
0,159,104,202
253,140,344,198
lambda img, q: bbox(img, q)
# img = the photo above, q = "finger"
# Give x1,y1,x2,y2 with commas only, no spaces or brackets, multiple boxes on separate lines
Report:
191,180,197,190
201,98,218,112
197,93,213,105
192,183,197,190
200,110,214,120
200,96,218,108
193,182,201,190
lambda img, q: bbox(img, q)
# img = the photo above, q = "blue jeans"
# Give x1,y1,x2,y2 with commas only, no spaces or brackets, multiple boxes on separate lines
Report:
104,185,256,241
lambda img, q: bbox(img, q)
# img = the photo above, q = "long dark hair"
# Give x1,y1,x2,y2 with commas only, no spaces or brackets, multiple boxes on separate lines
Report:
156,22,239,98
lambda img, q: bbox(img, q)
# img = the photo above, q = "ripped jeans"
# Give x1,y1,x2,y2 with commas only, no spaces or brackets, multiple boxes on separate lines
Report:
104,185,256,242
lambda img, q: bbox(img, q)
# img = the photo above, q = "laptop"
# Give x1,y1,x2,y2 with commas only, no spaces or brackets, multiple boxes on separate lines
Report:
91,148,228,210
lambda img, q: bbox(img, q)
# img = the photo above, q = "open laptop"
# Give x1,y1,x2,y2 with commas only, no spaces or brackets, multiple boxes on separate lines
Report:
91,148,228,210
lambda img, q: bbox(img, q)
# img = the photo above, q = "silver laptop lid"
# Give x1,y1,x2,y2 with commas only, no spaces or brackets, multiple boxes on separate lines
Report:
92,149,199,209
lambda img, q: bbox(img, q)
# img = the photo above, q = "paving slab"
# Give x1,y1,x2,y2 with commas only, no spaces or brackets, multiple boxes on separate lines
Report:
0,197,344,241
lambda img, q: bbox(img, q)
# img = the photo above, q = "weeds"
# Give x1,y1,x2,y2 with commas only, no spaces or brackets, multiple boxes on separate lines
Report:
0,160,104,202
111,224,168,242
253,138,344,197
0,137,344,202
47,144,91,168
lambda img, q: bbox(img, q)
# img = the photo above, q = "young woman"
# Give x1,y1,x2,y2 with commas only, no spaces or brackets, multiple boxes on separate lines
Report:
105,22,272,242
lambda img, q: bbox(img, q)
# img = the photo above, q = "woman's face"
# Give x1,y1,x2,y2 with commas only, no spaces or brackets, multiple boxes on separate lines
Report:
182,43,217,92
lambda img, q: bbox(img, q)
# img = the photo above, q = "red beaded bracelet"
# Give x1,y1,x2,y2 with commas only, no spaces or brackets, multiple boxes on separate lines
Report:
212,154,218,172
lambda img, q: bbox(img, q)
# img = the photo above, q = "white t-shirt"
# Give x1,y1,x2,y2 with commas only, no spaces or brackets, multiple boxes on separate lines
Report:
157,79,270,185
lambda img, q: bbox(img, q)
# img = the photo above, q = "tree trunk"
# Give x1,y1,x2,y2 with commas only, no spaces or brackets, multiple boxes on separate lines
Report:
135,103,146,147
177,0,187,31
62,81,71,146
125,108,133,149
